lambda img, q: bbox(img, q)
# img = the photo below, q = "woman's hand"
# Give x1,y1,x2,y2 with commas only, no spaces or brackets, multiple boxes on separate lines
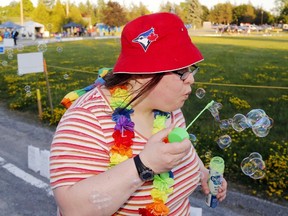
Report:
199,167,228,202
217,178,227,202
139,124,192,174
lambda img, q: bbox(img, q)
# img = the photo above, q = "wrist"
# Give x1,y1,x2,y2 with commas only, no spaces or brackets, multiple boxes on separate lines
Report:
134,155,154,181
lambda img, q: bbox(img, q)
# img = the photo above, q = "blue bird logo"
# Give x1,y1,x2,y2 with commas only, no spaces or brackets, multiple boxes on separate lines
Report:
132,28,158,52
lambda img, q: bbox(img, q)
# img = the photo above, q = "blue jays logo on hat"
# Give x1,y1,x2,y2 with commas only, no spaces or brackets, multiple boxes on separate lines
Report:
132,28,158,52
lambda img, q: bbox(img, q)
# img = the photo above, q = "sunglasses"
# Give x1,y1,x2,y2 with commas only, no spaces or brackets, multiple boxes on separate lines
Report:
172,65,199,80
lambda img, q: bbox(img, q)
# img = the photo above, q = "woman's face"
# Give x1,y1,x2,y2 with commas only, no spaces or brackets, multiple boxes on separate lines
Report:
146,70,195,112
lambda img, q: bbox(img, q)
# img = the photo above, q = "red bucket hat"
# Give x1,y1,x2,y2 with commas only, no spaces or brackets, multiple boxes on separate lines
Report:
113,12,204,74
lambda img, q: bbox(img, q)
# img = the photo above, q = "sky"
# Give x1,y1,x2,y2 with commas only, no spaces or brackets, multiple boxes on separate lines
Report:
0,0,276,13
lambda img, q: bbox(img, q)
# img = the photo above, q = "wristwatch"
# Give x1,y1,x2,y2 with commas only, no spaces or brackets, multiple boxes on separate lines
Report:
134,155,154,181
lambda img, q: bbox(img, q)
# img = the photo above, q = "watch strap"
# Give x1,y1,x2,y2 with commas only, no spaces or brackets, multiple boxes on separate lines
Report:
134,155,154,181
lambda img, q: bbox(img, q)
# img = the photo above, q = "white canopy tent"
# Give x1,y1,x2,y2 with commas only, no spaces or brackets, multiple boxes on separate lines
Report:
21,21,45,39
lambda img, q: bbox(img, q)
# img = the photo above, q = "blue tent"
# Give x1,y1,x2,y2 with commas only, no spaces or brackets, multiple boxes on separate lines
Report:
0,21,23,29
63,22,82,28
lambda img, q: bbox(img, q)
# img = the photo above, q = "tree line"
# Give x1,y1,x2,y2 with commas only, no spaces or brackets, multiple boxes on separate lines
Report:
0,0,287,33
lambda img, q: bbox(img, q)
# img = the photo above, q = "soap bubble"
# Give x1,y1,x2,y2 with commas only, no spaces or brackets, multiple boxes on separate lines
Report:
189,133,197,146
251,157,265,170
241,152,265,179
246,109,266,127
6,48,13,55
63,74,69,80
24,85,31,92
208,101,223,122
249,152,262,160
217,134,232,149
212,102,223,110
208,107,220,121
56,46,63,53
253,116,272,129
2,60,8,67
37,43,47,52
252,125,270,137
231,114,249,132
26,90,32,97
241,157,256,176
219,119,231,130
250,169,266,179
8,54,13,60
195,88,206,99
46,23,53,31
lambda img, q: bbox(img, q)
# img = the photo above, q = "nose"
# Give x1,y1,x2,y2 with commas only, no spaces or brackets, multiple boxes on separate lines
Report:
184,72,195,85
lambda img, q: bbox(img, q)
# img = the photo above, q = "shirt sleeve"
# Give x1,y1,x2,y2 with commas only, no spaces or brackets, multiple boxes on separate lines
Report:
49,107,109,189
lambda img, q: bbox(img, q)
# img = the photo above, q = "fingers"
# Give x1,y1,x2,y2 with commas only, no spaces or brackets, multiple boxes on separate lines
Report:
217,179,228,202
166,139,192,155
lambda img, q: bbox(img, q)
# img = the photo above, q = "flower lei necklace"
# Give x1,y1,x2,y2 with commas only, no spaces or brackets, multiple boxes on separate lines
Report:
109,86,174,216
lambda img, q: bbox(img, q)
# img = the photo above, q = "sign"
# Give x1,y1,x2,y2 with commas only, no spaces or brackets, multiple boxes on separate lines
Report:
3,38,14,47
17,52,44,75
0,45,4,54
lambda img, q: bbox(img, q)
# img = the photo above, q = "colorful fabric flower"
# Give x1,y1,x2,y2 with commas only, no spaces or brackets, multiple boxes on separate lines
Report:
112,130,134,147
109,152,129,167
114,115,135,132
153,172,174,191
110,86,131,109
112,108,134,121
152,115,169,134
109,86,173,216
145,200,170,216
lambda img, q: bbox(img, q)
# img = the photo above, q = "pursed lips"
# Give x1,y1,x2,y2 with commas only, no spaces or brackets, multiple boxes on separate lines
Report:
183,91,191,99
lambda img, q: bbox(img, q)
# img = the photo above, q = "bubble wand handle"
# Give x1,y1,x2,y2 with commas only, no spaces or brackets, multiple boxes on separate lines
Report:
168,100,214,143
185,100,215,131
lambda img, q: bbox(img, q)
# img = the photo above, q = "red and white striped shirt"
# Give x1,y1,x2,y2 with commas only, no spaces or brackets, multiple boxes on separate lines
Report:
50,87,200,215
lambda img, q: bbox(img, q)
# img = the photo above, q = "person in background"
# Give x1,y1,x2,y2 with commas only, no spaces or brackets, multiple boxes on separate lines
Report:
4,28,10,39
50,12,227,216
11,28,19,45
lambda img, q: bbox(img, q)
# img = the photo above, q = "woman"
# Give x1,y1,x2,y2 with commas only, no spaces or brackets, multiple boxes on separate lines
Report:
50,12,227,216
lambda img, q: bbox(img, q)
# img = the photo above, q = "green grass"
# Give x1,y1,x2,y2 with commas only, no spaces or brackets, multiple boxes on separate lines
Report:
0,35,287,204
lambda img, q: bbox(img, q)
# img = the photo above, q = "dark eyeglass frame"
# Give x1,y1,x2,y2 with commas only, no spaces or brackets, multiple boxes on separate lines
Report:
173,65,199,80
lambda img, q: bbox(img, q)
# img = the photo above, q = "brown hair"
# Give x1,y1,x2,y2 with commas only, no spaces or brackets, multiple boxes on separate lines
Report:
104,71,165,108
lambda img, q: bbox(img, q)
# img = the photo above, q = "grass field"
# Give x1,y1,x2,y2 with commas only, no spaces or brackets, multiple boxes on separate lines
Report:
0,34,287,204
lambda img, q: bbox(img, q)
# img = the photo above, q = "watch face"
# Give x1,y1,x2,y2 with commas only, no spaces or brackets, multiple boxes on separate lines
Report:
140,170,154,181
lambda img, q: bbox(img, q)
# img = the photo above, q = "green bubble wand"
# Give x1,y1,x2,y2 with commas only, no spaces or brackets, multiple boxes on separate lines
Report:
168,100,215,142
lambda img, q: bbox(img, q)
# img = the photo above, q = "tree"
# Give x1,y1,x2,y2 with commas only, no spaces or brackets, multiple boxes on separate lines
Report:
126,2,150,22
3,1,20,17
67,4,85,25
184,0,202,28
275,0,288,14
50,0,66,32
233,4,255,24
253,8,274,25
95,0,106,24
102,1,127,27
78,0,97,27
201,5,209,22
32,1,50,27
209,4,222,24
209,3,233,24
278,2,288,23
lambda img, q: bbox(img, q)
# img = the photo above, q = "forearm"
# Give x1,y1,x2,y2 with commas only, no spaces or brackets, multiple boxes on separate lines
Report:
53,157,142,216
